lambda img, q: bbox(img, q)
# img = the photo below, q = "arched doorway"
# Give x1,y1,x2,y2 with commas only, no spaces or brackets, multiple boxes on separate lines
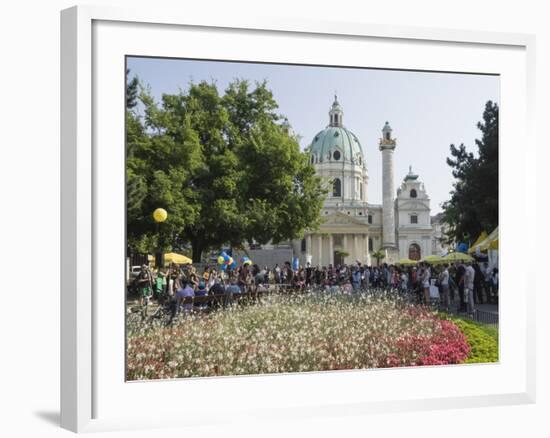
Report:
409,243,421,261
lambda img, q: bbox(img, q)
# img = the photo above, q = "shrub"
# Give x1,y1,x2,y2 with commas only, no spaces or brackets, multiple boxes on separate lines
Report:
439,314,499,364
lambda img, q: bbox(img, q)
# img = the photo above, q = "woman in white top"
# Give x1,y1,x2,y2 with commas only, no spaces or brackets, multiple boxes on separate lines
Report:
421,263,431,305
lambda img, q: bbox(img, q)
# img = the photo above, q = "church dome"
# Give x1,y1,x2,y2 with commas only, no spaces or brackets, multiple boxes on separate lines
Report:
309,96,365,167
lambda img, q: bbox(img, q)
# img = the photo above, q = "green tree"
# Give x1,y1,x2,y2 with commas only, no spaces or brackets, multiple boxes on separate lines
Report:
442,101,499,244
371,250,385,267
127,78,326,262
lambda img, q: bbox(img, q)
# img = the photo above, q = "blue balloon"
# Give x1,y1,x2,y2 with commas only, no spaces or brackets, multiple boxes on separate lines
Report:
220,263,227,271
229,261,238,270
457,242,468,253
292,257,299,271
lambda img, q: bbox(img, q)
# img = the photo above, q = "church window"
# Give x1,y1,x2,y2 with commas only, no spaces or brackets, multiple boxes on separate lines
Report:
385,132,391,140
368,238,374,252
332,178,341,197
410,189,417,198
360,182,363,200
368,214,373,224
333,150,341,161
358,212,363,216
311,155,315,164
347,211,350,215
301,238,306,252
410,214,418,224
334,114,338,124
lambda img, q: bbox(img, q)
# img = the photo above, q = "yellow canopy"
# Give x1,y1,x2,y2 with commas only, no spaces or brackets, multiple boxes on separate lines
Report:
164,252,192,265
420,255,445,264
469,227,499,254
468,231,488,254
443,252,474,262
480,227,499,252
396,258,418,266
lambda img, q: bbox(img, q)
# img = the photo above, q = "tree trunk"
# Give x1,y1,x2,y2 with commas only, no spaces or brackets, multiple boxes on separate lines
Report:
191,242,203,263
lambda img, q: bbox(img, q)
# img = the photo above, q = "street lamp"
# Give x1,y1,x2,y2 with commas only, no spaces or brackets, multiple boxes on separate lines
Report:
153,208,168,269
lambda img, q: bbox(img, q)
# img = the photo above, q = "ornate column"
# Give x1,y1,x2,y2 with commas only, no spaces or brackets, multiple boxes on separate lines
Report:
306,234,312,264
317,234,322,267
364,233,370,265
379,122,397,249
343,234,348,264
353,234,358,263
329,234,334,265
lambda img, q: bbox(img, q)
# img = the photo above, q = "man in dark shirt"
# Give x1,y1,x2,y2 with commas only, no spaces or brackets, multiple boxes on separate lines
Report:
455,262,466,312
305,262,313,287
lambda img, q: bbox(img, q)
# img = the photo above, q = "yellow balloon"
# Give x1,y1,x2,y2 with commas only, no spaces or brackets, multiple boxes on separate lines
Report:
217,256,225,265
153,208,168,223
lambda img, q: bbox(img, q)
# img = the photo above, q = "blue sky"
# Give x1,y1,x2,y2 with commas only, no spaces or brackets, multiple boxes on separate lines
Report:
127,57,499,214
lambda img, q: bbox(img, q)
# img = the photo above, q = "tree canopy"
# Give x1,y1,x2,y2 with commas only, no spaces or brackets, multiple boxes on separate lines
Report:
126,73,327,261
442,101,499,245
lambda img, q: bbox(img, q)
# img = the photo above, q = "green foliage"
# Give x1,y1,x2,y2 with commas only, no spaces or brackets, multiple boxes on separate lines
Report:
371,250,385,266
126,68,139,110
440,314,498,363
442,101,499,244
126,75,326,260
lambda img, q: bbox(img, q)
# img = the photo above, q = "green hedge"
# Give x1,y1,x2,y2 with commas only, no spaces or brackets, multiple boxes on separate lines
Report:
439,314,499,364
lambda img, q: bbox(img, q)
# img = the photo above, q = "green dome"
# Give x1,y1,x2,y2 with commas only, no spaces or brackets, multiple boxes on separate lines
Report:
310,126,365,166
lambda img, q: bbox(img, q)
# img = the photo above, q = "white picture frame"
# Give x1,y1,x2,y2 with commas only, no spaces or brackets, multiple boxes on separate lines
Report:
60,5,536,433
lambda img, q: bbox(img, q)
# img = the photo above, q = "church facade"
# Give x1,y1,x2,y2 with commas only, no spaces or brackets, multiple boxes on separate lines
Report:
293,96,437,266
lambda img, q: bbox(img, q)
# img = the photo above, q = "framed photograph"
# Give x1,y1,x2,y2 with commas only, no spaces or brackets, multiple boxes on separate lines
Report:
61,5,536,433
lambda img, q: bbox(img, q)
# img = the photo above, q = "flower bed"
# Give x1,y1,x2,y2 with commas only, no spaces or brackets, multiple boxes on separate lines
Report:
127,292,471,380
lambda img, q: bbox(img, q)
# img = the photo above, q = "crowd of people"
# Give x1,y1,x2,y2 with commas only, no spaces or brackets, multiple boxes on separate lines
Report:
131,257,498,317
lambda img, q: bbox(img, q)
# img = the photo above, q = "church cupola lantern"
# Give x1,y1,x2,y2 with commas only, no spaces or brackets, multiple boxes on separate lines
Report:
329,94,344,127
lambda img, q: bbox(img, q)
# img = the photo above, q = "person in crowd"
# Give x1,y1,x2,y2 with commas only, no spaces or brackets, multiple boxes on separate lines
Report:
342,279,353,294
202,266,210,284
224,278,241,307
455,262,466,312
464,262,476,315
305,262,313,287
483,263,493,303
420,262,431,305
136,264,153,306
473,262,484,304
154,267,167,303
362,265,370,289
438,263,450,312
238,264,250,292
400,269,408,296
209,277,225,296
283,261,294,285
491,267,499,303
351,266,362,291
175,280,195,316
188,265,199,291
274,264,281,284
